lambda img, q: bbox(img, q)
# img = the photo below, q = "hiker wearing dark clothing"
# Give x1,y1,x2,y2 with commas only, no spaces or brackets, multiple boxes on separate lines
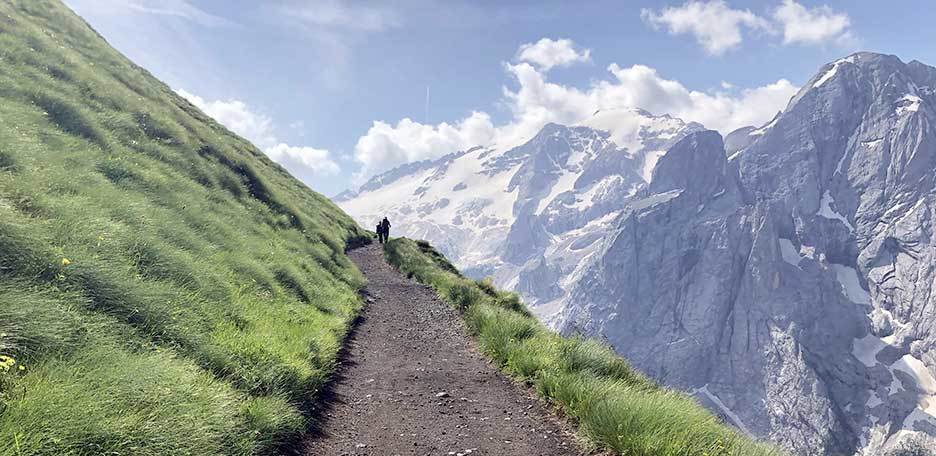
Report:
376,222,384,243
380,217,391,243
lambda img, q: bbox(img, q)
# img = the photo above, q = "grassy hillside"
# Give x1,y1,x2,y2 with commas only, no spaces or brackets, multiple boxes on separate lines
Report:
0,1,368,454
384,238,783,456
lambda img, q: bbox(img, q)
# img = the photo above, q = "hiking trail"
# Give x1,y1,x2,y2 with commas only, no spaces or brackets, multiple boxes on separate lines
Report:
303,243,583,455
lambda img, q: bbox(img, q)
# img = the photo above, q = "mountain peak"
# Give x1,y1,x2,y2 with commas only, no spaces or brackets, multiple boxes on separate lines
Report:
803,51,933,93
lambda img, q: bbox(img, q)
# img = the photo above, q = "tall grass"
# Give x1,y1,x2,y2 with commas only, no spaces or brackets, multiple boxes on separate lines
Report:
384,238,784,456
0,1,369,453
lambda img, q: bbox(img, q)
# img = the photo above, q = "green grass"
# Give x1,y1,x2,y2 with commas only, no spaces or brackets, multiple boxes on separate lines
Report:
0,1,369,454
384,238,785,456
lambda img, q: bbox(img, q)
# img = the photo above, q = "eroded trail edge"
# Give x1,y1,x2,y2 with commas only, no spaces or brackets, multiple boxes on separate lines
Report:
304,243,581,455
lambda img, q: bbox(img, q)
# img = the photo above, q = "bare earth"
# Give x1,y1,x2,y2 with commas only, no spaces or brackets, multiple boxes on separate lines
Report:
303,243,583,456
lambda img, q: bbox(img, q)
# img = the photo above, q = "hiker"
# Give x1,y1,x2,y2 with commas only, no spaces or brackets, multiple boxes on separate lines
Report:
376,221,384,244
380,217,391,243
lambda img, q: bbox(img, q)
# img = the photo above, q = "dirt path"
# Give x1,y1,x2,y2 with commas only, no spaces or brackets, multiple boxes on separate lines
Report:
303,243,582,456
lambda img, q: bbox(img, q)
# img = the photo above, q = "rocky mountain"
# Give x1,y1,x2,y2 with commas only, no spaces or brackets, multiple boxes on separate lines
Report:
335,52,936,454
337,108,703,320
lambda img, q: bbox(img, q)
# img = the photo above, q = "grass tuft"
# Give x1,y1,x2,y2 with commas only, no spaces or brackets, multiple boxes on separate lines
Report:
32,92,107,149
0,1,368,453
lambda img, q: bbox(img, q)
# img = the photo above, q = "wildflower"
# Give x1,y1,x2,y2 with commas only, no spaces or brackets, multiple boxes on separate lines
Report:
18,365,25,371
61,257,71,266
0,355,15,370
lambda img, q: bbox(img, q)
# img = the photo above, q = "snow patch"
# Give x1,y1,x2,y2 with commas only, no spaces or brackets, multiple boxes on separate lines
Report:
813,56,857,88
580,108,688,157
799,244,815,259
813,67,838,88
779,238,803,267
833,150,849,176
536,168,580,215
890,354,936,431
641,149,666,183
866,392,883,409
862,138,884,148
693,385,753,437
892,355,936,395
852,334,887,367
830,263,871,305
896,94,922,116
817,190,855,232
631,189,682,212
569,175,633,211
749,116,779,136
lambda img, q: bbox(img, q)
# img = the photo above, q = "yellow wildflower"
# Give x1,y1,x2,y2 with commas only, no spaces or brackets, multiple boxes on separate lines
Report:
18,365,25,371
61,257,71,266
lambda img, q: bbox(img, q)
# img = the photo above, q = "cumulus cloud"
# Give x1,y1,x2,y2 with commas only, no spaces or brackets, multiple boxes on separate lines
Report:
353,112,495,180
350,49,798,180
177,89,277,148
498,61,797,146
772,0,853,46
516,38,591,71
266,144,340,177
642,0,855,53
176,89,340,178
641,1,769,55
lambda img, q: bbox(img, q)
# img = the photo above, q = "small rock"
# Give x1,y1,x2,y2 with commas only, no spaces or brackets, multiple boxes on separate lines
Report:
435,391,451,398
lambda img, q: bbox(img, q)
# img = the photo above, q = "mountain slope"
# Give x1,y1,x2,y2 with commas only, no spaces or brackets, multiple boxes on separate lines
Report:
0,1,366,454
564,52,936,455
338,108,703,322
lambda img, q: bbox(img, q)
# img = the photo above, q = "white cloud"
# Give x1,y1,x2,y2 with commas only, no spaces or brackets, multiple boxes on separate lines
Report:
177,89,276,148
266,144,340,177
641,1,770,55
353,112,495,180
499,61,797,145
351,54,798,180
176,89,340,178
516,38,591,71
641,0,855,53
772,0,852,46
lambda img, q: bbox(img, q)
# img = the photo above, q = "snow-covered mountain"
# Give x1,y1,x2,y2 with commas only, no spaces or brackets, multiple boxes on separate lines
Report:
337,108,702,319
336,52,936,454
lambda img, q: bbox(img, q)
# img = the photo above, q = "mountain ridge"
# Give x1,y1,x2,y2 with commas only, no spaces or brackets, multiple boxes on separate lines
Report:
336,51,936,454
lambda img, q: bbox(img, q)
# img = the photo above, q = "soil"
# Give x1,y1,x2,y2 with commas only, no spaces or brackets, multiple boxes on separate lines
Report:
303,243,584,456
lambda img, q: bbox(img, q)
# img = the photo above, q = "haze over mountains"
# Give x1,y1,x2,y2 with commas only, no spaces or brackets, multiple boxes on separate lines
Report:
336,52,936,454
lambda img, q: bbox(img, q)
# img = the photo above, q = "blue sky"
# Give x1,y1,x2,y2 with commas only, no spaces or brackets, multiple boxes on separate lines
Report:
66,0,936,196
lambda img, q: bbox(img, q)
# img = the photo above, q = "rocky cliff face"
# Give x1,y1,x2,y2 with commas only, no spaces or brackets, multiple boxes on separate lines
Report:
336,52,936,454
563,52,936,455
